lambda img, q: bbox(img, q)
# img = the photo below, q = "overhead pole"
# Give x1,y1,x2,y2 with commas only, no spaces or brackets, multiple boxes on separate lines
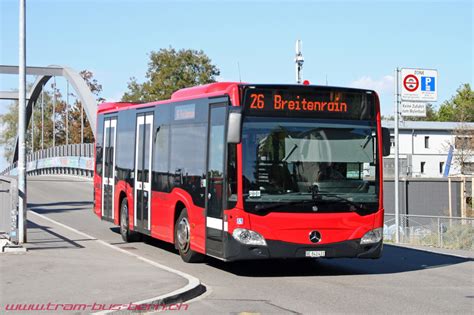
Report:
295,39,304,84
18,0,27,243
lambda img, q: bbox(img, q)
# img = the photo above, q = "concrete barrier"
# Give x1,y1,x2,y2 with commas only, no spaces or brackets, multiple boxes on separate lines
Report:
0,176,18,243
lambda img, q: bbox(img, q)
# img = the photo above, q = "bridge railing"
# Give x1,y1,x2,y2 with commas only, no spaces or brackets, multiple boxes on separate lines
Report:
1,143,95,177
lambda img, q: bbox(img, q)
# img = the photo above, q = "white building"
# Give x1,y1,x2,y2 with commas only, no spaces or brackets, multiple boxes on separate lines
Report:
382,121,474,178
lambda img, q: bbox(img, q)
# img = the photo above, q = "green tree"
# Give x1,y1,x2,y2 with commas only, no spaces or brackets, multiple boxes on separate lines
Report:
437,83,474,122
0,100,20,161
122,47,220,102
67,70,104,144
381,115,394,121
451,124,474,174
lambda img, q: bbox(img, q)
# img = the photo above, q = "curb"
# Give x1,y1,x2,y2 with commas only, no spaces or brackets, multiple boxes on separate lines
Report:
29,211,207,314
109,284,207,314
0,238,27,253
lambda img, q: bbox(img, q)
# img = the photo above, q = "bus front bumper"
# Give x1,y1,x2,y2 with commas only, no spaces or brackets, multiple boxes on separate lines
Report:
224,236,383,261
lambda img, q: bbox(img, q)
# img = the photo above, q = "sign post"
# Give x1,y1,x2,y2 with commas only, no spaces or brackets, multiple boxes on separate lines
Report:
394,68,438,243
394,68,400,243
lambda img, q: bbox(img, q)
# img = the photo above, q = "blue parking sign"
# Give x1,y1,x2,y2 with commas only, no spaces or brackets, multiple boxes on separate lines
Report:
421,76,435,92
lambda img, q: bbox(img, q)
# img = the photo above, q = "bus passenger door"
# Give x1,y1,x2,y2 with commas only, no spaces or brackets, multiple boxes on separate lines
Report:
205,104,227,256
102,117,117,221
134,113,154,232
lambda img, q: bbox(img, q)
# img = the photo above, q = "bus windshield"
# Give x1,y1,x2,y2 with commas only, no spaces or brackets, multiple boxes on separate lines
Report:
240,116,379,214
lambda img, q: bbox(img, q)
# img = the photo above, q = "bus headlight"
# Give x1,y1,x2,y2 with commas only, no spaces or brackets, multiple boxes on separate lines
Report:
360,228,383,245
232,228,267,246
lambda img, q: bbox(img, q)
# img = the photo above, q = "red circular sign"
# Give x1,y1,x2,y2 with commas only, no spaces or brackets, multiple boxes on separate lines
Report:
403,74,419,92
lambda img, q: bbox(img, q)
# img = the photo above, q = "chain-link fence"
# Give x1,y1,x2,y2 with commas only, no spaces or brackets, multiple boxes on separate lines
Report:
384,213,474,250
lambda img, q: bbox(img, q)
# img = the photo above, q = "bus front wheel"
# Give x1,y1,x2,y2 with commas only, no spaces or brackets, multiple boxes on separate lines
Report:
175,208,204,263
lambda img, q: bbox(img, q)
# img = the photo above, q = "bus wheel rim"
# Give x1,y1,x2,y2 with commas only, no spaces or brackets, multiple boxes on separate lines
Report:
121,204,127,235
177,217,190,252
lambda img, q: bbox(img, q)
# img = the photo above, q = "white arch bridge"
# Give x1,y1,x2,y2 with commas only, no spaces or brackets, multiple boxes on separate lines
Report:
0,65,97,176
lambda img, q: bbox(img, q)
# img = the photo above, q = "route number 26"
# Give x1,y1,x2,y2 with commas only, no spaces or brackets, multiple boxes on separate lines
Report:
249,93,265,109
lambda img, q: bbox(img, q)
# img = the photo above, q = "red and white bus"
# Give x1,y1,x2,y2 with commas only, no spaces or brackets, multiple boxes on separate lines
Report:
94,83,390,262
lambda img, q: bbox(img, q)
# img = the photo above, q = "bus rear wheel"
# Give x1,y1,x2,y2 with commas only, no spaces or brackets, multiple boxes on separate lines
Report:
175,208,204,263
120,197,140,242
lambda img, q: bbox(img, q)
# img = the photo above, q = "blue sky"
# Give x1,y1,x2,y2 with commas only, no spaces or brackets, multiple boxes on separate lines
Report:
0,0,473,170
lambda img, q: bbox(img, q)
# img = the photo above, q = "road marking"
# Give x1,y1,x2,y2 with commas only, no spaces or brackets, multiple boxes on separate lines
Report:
29,210,204,314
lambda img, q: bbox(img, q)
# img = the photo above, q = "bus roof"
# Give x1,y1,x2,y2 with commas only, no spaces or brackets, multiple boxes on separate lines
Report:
97,82,241,114
97,82,378,114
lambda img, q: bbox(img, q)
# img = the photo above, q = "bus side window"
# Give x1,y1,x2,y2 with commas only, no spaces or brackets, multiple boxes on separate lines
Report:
95,115,104,176
96,146,103,176
227,144,237,196
153,125,170,192
169,123,207,207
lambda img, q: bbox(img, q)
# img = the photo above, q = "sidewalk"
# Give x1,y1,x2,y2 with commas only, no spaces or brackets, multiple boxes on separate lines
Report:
0,212,198,313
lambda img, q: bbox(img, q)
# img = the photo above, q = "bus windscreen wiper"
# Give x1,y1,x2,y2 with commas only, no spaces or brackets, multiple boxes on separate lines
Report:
254,200,317,213
317,193,366,211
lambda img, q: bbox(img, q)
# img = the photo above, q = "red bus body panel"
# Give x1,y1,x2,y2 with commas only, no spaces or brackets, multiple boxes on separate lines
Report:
94,82,384,260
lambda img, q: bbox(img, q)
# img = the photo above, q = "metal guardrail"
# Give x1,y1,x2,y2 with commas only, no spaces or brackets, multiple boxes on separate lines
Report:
0,176,18,242
1,143,94,177
384,213,474,250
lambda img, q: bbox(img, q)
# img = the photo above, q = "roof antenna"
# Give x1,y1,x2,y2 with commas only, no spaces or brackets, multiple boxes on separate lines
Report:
295,39,304,84
237,62,242,82
326,75,328,86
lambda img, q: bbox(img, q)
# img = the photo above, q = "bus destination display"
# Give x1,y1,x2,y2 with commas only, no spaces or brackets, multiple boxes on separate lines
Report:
242,87,375,120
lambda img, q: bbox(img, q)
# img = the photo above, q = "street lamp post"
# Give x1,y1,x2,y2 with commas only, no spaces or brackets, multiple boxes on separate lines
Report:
17,0,27,243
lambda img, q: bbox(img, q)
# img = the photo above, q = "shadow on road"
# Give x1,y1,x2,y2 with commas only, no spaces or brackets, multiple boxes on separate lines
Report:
125,229,472,277
29,201,93,213
26,220,87,250
205,245,472,277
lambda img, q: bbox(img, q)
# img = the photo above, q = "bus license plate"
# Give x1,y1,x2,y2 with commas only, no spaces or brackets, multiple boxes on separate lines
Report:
305,250,325,258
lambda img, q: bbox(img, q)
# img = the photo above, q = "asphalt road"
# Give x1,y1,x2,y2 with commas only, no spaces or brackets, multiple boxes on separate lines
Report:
27,176,474,314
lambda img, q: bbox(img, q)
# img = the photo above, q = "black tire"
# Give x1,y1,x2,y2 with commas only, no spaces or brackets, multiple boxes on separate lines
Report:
120,197,141,242
175,208,205,263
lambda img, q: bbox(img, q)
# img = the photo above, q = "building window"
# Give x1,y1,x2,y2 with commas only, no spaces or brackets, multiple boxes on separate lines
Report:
439,162,444,174
424,136,429,149
420,161,426,174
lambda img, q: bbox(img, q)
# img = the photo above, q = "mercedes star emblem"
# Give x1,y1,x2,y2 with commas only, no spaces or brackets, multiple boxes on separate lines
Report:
309,230,322,243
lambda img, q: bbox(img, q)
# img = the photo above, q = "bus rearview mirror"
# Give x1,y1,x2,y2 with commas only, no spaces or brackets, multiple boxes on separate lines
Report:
382,127,391,157
227,109,242,144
